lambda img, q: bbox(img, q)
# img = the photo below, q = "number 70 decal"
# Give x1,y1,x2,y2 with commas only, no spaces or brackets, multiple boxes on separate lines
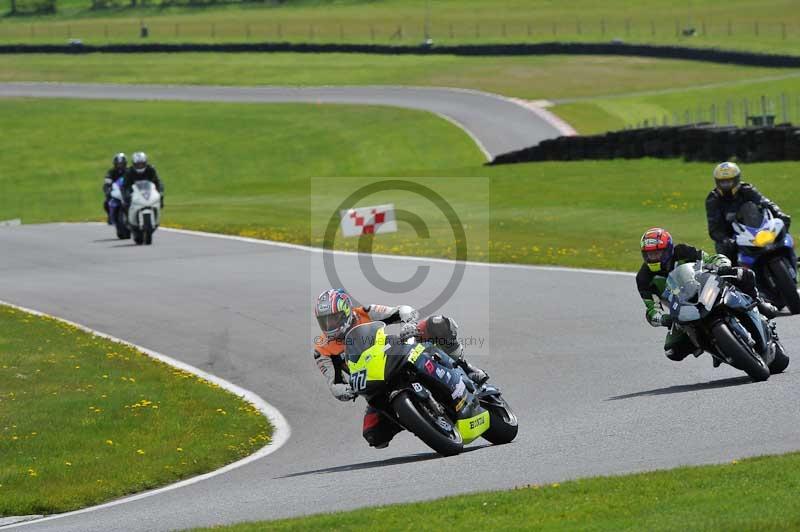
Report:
350,369,367,392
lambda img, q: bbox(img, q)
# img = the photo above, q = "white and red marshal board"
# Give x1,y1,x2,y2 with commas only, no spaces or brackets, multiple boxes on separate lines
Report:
339,204,398,237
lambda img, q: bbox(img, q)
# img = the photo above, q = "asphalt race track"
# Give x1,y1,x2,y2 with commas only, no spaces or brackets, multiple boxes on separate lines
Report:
0,82,568,159
2,84,800,531
2,224,800,531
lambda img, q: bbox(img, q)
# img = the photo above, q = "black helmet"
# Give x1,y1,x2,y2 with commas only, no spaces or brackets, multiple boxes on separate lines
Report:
113,153,127,169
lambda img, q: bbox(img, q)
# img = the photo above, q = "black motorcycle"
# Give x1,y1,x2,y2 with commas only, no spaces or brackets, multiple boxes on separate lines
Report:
663,261,789,381
344,321,518,456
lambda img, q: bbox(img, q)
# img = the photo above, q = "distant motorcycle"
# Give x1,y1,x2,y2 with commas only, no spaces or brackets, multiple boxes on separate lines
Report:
664,260,789,382
127,180,161,246
344,321,518,456
109,177,130,240
732,201,800,314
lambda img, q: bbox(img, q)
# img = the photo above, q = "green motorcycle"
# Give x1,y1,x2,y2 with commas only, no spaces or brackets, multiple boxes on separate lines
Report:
345,321,518,456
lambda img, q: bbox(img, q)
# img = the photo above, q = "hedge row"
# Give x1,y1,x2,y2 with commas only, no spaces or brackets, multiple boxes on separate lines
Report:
2,41,800,67
489,124,800,165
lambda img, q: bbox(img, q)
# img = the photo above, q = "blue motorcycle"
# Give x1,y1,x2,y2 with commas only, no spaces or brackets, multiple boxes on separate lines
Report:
732,201,800,314
108,176,131,240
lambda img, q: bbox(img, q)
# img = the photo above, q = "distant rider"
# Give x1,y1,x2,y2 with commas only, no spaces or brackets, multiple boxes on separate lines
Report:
122,152,164,205
637,227,777,364
313,288,488,449
705,161,790,263
103,153,127,223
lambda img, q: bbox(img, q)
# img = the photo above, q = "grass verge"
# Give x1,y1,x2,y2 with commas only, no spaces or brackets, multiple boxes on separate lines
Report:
554,72,800,133
0,53,792,102
0,304,272,516
191,451,800,531
2,98,799,272
1,0,800,55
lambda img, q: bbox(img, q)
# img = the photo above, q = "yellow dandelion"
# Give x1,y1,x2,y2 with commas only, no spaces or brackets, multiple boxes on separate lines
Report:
27,468,37,477
65,461,72,466
105,439,114,445
136,449,145,455
176,447,183,452
551,483,560,488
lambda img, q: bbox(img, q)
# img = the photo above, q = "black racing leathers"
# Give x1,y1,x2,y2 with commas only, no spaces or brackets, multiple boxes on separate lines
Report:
122,165,164,198
705,183,790,259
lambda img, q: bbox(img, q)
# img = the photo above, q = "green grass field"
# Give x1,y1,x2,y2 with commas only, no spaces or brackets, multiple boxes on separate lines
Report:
1,53,794,103
2,52,799,135
554,72,800,133
0,304,272,516
192,451,800,531
1,0,800,55
2,97,798,271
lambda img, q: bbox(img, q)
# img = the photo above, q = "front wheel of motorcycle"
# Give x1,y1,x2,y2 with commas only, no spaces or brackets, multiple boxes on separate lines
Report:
711,322,770,382
481,397,518,445
391,390,463,457
768,257,800,314
769,341,790,374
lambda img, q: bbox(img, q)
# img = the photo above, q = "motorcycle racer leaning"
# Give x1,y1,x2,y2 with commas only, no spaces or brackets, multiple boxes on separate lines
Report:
705,161,791,263
637,228,778,364
313,288,488,448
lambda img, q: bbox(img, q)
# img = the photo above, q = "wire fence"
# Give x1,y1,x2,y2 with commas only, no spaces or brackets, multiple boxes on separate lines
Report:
627,94,800,130
0,17,799,45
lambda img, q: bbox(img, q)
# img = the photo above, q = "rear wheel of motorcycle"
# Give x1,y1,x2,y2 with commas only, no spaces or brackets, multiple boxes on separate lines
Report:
768,257,800,314
481,398,518,445
711,322,770,382
391,390,463,457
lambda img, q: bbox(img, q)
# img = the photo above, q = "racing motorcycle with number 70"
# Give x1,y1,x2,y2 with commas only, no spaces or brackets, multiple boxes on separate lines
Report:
344,321,518,456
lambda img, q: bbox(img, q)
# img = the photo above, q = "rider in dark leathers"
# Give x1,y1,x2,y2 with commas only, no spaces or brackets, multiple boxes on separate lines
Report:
637,228,777,364
705,162,791,262
103,153,127,223
122,152,164,205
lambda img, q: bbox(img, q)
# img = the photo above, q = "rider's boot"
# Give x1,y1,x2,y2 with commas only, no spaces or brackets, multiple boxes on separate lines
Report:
757,299,780,319
457,357,489,386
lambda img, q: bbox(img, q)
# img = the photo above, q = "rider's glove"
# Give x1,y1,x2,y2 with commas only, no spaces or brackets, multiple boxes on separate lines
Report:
331,383,355,402
779,213,792,230
717,265,738,278
399,321,420,342
660,314,673,328
398,305,419,323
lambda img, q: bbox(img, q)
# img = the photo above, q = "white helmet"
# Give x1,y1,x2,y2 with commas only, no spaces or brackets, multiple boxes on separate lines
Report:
132,152,148,174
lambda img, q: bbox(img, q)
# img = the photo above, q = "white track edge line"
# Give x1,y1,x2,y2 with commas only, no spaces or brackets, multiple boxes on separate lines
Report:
431,111,492,161
157,226,634,277
0,300,291,530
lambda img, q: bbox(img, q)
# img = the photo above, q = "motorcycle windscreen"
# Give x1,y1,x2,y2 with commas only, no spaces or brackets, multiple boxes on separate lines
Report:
664,263,701,305
344,321,386,364
344,321,389,394
133,180,156,192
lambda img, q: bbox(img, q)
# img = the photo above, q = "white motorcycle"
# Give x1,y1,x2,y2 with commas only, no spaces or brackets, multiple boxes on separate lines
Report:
127,180,161,246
